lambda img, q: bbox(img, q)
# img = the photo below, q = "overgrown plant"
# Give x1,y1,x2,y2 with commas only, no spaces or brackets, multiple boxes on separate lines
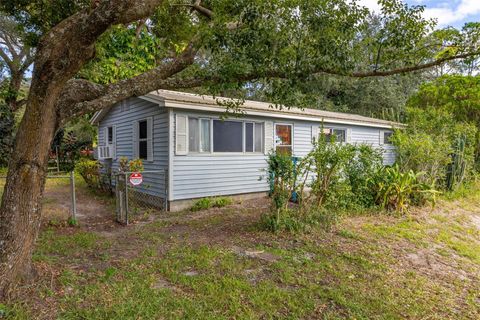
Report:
119,157,144,173
75,158,111,193
371,165,438,213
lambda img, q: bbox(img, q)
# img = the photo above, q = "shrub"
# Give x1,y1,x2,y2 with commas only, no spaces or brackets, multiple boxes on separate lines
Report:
266,152,298,211
119,157,144,172
191,197,232,212
75,158,111,192
370,165,439,213
392,106,477,190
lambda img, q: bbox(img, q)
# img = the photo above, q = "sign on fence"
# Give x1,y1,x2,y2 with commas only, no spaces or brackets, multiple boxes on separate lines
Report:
129,172,143,186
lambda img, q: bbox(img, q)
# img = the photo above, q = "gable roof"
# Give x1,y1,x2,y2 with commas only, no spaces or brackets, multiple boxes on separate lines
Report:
91,89,403,129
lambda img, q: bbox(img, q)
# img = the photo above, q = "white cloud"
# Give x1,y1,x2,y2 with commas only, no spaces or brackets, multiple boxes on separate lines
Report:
356,0,480,27
423,0,480,27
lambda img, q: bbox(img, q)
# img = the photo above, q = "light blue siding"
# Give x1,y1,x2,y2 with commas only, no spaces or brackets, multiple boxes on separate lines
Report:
98,98,168,196
171,113,396,201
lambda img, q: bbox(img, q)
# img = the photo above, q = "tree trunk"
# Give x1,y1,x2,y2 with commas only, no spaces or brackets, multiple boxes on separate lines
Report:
0,74,60,297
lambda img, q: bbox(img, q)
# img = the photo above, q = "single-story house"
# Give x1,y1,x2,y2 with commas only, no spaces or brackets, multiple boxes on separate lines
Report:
91,90,401,211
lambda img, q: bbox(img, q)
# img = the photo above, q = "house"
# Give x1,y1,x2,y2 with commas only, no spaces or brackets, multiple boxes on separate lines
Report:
91,90,400,211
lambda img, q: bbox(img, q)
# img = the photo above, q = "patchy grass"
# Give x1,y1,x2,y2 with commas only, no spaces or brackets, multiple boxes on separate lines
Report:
3,184,480,319
191,196,233,212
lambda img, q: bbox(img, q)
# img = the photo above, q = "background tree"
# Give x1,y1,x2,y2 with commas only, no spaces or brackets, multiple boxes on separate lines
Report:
0,0,479,296
0,14,34,165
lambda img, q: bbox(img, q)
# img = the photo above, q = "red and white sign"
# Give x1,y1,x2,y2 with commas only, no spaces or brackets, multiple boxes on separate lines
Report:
129,173,143,186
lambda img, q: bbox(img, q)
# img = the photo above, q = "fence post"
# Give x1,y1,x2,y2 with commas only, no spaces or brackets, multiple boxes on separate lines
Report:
70,171,77,221
124,172,129,225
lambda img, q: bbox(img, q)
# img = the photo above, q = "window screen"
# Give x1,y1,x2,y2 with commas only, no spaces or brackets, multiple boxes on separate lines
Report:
213,120,243,152
254,123,263,153
245,123,254,152
200,119,210,152
189,118,200,152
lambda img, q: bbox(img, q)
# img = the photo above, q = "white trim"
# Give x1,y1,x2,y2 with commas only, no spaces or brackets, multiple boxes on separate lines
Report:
168,109,174,201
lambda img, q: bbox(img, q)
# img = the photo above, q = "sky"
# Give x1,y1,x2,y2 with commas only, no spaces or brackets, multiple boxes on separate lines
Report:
358,0,480,29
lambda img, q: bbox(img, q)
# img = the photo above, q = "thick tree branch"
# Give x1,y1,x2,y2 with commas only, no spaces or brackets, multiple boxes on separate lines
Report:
173,0,213,19
58,41,198,121
58,49,480,122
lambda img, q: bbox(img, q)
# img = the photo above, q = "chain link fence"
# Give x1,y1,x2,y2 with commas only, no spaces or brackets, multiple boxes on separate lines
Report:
115,170,167,224
0,171,77,222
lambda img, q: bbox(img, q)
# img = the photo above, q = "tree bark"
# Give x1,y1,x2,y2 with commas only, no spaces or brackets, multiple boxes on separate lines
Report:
0,75,60,297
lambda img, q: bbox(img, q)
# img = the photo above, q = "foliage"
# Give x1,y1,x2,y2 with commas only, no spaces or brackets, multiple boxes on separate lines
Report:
75,158,110,193
0,102,14,166
407,75,480,164
118,157,144,173
266,152,298,211
306,135,356,208
50,116,96,171
191,197,233,212
263,138,384,232
393,106,477,189
371,165,438,213
344,144,384,207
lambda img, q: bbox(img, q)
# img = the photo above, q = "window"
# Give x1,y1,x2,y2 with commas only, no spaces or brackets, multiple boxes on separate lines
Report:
323,128,346,143
245,122,264,153
383,131,393,145
275,124,292,155
107,126,113,145
135,118,153,161
177,115,264,154
213,120,243,152
189,118,210,152
138,120,148,159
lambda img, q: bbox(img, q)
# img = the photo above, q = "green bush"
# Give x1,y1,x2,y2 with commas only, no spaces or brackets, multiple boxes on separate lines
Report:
191,197,232,212
75,158,111,192
393,106,477,190
370,164,438,213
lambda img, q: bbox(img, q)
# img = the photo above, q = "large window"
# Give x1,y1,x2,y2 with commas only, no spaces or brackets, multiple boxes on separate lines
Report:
213,120,243,152
275,124,292,155
179,116,264,154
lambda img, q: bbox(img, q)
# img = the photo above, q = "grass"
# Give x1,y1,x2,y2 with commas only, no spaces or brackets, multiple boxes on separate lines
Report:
2,182,480,319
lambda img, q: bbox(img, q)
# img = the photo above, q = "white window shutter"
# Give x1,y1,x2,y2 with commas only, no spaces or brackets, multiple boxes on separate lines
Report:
311,125,319,143
175,114,188,155
147,117,154,161
346,128,352,143
264,121,274,154
132,121,139,158
379,130,385,145
112,125,117,159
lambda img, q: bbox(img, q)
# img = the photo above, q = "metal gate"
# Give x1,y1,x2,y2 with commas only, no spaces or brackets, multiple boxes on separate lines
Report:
0,171,77,222
115,170,168,224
